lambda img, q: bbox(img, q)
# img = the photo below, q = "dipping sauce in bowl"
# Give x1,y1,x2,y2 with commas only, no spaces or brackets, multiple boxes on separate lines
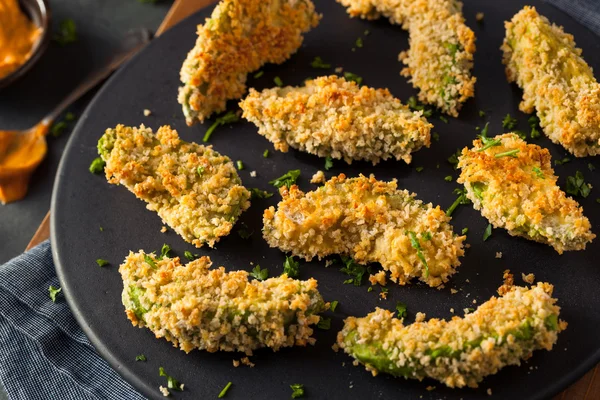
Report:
0,0,43,80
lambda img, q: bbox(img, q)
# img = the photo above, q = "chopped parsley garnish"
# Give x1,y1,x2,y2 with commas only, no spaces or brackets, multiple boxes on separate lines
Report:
317,317,331,330
269,170,300,189
89,157,106,174
344,71,363,85
290,384,305,398
415,166,424,172
51,121,67,137
96,258,109,267
283,255,300,278
367,286,373,292
478,110,486,117
99,226,104,232
184,251,196,261
274,76,283,87
588,163,595,171
159,244,171,259
203,111,240,142
395,302,408,318
380,287,389,295
197,166,205,175
532,167,544,178
54,19,77,46
514,130,527,140
49,286,62,302
447,149,461,169
502,114,518,130
250,265,269,281
407,231,429,278
263,149,269,158
439,115,449,123
325,156,333,171
421,232,432,241
444,175,453,182
461,227,468,235
407,96,433,118
529,115,541,139
144,254,157,269
236,160,244,170
218,382,232,398
483,224,493,241
237,223,253,239
253,70,264,79
565,171,591,198
65,112,76,121
135,354,147,362
494,149,520,158
330,300,339,312
355,37,363,48
310,56,331,69
159,367,183,391
476,123,501,152
446,187,471,217
555,157,571,166
250,188,274,199
432,132,440,142
340,256,368,286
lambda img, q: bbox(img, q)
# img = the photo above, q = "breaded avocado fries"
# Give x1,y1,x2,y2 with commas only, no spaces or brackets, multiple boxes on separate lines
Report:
458,133,595,253
178,0,320,125
337,280,566,388
98,124,251,248
120,251,328,354
240,75,432,165
263,174,465,287
502,6,600,156
336,0,476,116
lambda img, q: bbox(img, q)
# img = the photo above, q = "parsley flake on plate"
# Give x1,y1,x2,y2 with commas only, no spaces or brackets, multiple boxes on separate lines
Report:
483,224,493,241
203,111,240,142
502,114,518,130
89,157,106,174
218,382,232,398
566,171,591,198
310,56,331,69
250,188,274,199
317,317,331,330
269,170,300,189
96,258,109,267
135,354,147,362
395,301,408,318
324,156,333,171
49,286,62,303
290,384,305,398
330,300,339,312
250,265,269,281
159,367,183,391
340,256,368,286
446,187,471,217
283,255,300,278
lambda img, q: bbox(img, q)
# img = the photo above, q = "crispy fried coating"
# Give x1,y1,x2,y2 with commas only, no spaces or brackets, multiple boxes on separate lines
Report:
336,0,476,116
178,0,320,125
98,124,250,248
458,133,595,253
501,6,600,157
240,75,432,165
263,174,465,287
337,281,565,388
120,252,327,354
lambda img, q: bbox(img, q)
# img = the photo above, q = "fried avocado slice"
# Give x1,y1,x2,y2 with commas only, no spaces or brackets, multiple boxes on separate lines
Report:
120,251,328,354
98,124,250,248
263,174,465,287
240,75,432,165
178,0,320,125
501,6,600,157
337,281,565,388
336,0,476,116
458,133,595,253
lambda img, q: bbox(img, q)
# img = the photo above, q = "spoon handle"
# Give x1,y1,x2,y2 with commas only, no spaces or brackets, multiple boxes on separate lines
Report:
43,29,152,125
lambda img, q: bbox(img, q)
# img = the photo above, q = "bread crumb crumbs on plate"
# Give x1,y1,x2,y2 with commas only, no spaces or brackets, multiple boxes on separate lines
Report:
250,170,257,177
450,308,454,313
379,291,388,300
143,109,152,116
310,170,326,184
472,299,477,304
495,252,503,259
233,359,240,367
160,226,167,233
241,357,255,367
487,388,492,395
159,386,169,397
476,12,484,22
369,271,387,286
332,343,339,352
522,273,535,284
426,386,436,391
325,260,334,267
335,66,343,73
415,312,426,322
450,288,458,294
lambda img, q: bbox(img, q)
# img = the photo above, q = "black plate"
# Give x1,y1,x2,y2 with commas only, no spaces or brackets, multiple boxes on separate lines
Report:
52,1,600,399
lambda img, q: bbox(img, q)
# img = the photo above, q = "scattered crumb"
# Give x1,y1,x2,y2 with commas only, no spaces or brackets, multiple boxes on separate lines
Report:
487,388,492,396
476,12,485,22
465,279,470,283
450,288,458,294
497,269,514,296
180,384,185,391
379,291,387,300
160,226,167,233
352,360,359,366
465,243,471,249
415,312,426,322
472,299,477,304
250,170,257,177
325,260,334,267
565,348,567,351
464,308,472,314
159,386,169,397
233,360,240,367
495,252,503,259
335,66,343,73
426,386,436,391
143,109,152,116
369,271,387,286
332,343,339,352
311,170,326,184
450,308,454,313
342,362,345,367
241,357,255,367
522,273,535,284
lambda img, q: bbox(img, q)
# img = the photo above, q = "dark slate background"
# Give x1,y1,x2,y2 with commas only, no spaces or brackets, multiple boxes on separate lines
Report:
0,0,172,265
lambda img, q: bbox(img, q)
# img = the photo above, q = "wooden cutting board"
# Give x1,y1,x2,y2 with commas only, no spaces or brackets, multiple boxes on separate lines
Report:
25,0,599,398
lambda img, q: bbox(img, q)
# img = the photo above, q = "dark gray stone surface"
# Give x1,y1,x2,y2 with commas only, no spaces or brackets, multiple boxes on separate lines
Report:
0,0,172,265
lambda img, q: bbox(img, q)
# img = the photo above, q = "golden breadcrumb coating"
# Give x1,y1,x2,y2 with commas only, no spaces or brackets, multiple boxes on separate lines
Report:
120,251,327,355
458,133,595,254
336,0,476,116
240,75,431,165
178,0,320,125
501,6,600,157
98,124,250,248
338,281,566,388
263,174,465,287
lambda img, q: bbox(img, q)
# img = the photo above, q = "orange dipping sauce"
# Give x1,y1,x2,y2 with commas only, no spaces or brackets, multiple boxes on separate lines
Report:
0,0,42,79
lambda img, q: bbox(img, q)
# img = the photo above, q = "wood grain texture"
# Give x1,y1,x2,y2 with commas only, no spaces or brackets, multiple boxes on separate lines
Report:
26,0,599,398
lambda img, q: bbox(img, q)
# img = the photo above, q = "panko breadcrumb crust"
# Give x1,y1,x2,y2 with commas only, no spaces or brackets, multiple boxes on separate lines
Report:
178,0,320,125
120,252,327,355
240,75,432,165
458,133,595,254
98,124,250,248
501,6,600,156
338,280,566,388
263,174,465,287
336,0,476,116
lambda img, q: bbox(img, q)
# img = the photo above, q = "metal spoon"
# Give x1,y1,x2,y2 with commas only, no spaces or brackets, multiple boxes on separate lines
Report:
0,29,151,204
